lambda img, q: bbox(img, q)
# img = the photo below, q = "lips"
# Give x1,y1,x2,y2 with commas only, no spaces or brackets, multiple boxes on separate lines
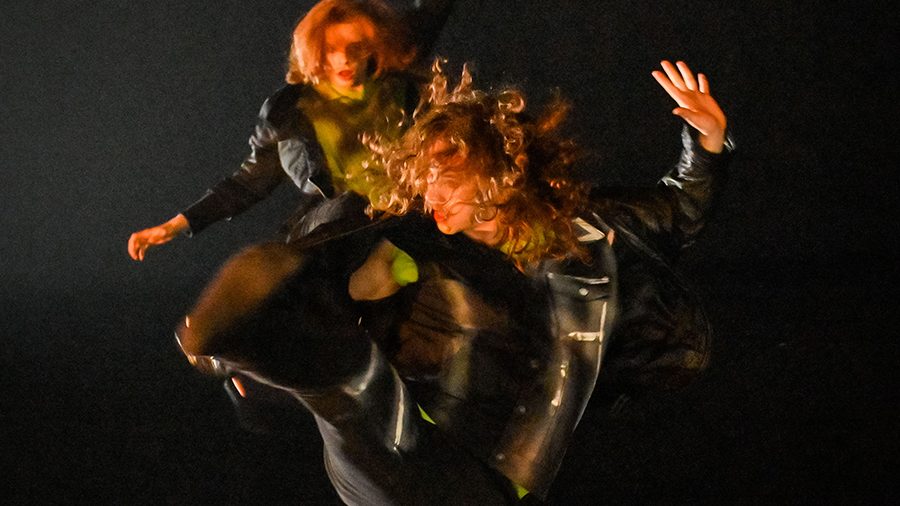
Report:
338,70,354,81
433,210,447,223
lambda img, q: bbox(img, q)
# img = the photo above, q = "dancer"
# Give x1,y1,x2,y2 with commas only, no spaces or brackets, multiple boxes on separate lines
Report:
127,0,453,261
175,60,732,503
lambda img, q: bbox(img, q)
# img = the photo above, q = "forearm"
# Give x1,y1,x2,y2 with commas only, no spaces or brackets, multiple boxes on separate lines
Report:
181,85,303,234
181,171,280,235
660,126,734,214
163,213,189,235
591,127,734,255
181,131,286,234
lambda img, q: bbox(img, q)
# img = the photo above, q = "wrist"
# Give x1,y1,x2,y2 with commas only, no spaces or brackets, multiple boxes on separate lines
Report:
699,132,725,154
699,118,727,153
164,214,190,235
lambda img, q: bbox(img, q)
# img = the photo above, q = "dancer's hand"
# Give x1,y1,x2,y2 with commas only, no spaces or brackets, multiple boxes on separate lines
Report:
652,60,727,153
348,239,404,301
127,214,189,261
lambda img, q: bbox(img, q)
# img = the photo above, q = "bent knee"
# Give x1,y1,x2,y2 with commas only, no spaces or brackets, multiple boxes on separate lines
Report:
176,242,305,358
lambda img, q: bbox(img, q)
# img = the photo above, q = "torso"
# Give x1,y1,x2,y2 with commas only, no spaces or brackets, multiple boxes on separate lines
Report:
298,76,410,200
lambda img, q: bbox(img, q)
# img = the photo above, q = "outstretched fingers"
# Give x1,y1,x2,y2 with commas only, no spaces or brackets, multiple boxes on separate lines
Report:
698,73,710,95
676,61,697,90
652,59,727,152
652,68,685,106
660,60,687,90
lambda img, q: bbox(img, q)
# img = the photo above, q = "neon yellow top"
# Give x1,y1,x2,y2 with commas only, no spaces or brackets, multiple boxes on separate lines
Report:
302,77,408,201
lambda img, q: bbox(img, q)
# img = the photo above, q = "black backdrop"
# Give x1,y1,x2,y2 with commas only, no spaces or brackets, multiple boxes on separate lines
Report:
2,1,896,503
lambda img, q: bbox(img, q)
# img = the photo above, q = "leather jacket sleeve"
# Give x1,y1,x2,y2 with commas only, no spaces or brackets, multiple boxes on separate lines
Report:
590,126,735,260
181,87,299,235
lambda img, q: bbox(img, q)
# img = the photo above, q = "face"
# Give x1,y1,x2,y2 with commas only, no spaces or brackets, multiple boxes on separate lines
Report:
425,169,480,235
424,140,501,244
322,19,374,92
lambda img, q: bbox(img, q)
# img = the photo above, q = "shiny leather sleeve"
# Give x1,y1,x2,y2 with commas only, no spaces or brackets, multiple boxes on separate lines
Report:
591,127,735,258
181,86,301,235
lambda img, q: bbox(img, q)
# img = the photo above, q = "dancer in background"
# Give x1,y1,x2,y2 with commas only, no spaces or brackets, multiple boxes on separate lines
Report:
128,0,453,436
127,0,453,261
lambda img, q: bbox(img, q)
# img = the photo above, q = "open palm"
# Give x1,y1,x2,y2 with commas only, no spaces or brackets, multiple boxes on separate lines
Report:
652,60,727,153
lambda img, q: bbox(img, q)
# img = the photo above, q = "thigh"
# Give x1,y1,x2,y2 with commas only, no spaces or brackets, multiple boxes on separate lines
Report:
298,346,516,506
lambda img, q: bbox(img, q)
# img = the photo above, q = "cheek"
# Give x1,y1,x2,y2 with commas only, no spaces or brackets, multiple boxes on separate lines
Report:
449,207,476,228
325,52,341,68
423,184,443,205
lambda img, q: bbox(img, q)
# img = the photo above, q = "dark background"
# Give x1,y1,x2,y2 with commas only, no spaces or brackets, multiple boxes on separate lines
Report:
2,0,896,503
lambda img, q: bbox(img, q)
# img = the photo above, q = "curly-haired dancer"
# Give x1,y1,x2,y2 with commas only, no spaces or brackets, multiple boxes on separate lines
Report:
176,61,733,504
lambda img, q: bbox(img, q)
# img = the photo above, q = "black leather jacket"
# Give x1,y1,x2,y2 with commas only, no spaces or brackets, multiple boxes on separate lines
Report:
302,126,733,498
182,124,733,500
499,128,733,496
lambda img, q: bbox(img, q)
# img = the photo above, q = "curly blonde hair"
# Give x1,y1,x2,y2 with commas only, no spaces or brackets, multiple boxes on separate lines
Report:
285,0,415,85
371,61,590,267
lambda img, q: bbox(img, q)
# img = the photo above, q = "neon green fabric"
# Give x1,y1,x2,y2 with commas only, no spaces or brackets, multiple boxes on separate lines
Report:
417,404,436,425
390,247,419,286
514,483,530,499
301,78,408,200
499,225,553,264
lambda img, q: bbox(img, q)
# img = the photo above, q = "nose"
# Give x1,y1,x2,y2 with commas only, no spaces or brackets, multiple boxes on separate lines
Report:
424,183,446,209
334,50,348,66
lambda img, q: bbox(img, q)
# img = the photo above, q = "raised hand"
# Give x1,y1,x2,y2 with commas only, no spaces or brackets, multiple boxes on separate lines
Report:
652,60,727,153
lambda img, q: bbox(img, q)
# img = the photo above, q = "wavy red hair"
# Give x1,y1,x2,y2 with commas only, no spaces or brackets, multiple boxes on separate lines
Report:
286,0,415,84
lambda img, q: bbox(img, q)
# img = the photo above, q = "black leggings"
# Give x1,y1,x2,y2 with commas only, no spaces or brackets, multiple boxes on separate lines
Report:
176,242,519,505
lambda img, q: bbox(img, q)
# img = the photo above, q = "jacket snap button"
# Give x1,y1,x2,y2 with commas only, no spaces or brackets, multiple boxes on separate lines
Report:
578,287,589,296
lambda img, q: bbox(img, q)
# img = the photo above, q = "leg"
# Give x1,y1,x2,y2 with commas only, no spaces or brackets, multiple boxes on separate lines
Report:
175,241,517,504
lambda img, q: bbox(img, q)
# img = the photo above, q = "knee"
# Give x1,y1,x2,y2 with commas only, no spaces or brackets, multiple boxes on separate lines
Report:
175,242,305,358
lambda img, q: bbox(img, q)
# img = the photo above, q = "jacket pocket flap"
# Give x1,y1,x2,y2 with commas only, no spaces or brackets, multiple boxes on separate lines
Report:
546,272,610,301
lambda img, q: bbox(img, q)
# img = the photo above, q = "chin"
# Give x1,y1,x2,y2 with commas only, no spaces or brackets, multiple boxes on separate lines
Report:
435,222,455,235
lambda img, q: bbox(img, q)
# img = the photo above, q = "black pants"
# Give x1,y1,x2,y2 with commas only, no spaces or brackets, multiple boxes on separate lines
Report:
176,241,520,505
